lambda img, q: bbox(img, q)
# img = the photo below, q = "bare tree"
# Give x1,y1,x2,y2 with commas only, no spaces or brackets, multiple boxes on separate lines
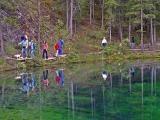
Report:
70,0,73,37
0,26,4,55
66,0,70,30
150,18,154,46
140,0,144,51
90,0,92,24
101,0,104,29
37,0,41,51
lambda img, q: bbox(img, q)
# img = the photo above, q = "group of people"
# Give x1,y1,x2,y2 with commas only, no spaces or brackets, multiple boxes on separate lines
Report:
42,37,64,59
19,34,64,60
41,69,64,87
19,69,65,95
19,35,36,59
20,73,36,95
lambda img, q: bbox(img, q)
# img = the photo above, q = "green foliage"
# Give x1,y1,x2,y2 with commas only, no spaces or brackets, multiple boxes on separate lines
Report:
0,58,5,65
4,16,19,28
5,42,18,55
54,19,69,40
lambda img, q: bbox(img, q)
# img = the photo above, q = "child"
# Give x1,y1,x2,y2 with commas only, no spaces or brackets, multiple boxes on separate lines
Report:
55,42,60,57
42,41,48,59
30,40,36,58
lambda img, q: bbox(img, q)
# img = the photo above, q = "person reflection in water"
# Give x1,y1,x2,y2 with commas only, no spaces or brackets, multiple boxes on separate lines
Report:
130,65,135,78
21,73,30,95
30,73,36,91
55,69,64,87
42,70,49,86
102,71,108,80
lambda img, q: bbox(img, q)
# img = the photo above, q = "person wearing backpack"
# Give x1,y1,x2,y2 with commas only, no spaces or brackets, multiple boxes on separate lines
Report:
30,40,36,58
19,36,28,59
55,42,60,57
58,36,64,55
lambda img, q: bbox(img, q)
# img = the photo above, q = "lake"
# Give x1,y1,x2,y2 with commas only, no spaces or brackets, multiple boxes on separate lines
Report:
0,61,160,120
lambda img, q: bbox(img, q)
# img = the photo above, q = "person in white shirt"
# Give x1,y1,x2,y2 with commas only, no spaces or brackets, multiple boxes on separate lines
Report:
101,37,107,48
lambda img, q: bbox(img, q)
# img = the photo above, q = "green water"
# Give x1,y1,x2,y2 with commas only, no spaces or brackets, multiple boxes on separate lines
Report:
0,62,160,120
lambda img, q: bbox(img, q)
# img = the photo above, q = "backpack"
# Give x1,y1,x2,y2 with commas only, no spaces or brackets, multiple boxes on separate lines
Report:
55,42,60,50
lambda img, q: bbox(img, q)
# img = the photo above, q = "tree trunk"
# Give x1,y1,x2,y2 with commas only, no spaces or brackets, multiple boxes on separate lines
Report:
118,10,123,42
90,0,92,24
66,0,69,30
92,0,95,20
0,27,4,55
150,18,154,45
128,22,131,44
140,1,144,51
74,21,76,34
37,0,41,52
153,22,157,43
101,0,104,29
70,0,73,37
119,23,123,42
109,21,112,43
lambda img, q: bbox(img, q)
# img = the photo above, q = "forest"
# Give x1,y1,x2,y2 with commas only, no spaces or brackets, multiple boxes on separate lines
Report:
1,0,160,60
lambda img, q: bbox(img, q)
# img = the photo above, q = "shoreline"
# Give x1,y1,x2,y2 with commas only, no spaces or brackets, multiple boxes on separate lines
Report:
1,51,160,72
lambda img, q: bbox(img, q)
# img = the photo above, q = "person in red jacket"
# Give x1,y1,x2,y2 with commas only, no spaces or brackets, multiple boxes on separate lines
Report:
55,42,60,57
42,41,48,59
42,70,49,86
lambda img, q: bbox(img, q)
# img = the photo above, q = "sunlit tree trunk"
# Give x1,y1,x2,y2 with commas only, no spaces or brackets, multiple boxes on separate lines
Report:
101,0,104,29
37,0,41,52
140,0,144,51
90,0,92,24
92,0,95,20
109,21,112,43
118,11,123,42
153,22,157,43
128,21,131,44
66,0,69,30
70,0,73,37
0,26,4,55
150,18,154,46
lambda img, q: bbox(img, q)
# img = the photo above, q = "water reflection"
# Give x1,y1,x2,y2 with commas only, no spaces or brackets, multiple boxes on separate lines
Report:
1,63,160,120
42,70,49,87
20,73,36,95
101,71,108,80
55,69,64,87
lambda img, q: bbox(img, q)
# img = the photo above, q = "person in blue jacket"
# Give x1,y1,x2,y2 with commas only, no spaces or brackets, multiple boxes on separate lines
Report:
30,40,36,58
19,36,28,59
58,69,64,87
58,36,64,55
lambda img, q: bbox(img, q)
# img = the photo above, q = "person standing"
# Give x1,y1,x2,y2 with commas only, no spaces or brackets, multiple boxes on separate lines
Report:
101,37,107,48
58,37,64,55
24,35,29,57
42,70,49,86
42,41,48,59
30,40,36,58
55,42,60,57
19,37,28,59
